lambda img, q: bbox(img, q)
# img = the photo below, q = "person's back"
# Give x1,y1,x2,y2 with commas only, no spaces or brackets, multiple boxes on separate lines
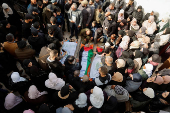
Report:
15,40,35,61
3,33,18,57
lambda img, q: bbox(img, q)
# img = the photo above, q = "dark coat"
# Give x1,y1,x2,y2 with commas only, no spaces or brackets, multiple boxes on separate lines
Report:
51,24,63,41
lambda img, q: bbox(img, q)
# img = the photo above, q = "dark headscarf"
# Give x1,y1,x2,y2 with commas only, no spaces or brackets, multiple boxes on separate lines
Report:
88,107,98,113
128,30,135,37
17,40,27,49
137,5,142,9
118,30,126,37
1,20,9,28
121,19,127,25
101,96,117,113
152,54,161,63
30,65,39,77
133,73,142,82
134,50,143,58
121,51,130,59
23,59,31,67
60,85,70,97
127,58,134,69
142,48,149,55
128,15,133,21
38,104,50,113
162,28,170,35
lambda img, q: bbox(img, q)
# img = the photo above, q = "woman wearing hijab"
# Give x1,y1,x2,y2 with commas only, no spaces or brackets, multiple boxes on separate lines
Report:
9,72,30,95
115,30,126,46
23,59,39,75
127,30,136,42
4,93,27,113
133,50,143,72
136,27,147,38
116,36,130,58
142,16,157,35
124,73,142,92
52,85,78,107
149,91,170,112
117,9,124,23
126,58,135,74
115,59,126,76
101,96,118,113
24,85,48,105
130,18,140,33
129,88,155,111
118,19,128,31
45,72,65,93
138,63,153,80
109,72,126,86
145,75,164,91
104,85,129,102
72,93,88,113
38,103,51,113
85,86,106,109
157,16,169,33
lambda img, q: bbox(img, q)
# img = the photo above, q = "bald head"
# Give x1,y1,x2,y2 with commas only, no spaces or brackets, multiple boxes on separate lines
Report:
71,3,77,11
74,70,80,77
105,56,113,64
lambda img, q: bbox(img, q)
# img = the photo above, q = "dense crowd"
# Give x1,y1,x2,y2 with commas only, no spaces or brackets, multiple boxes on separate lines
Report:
0,0,170,113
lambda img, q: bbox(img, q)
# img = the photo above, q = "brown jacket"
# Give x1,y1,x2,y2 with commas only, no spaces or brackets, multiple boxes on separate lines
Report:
4,42,18,57
15,46,35,61
38,47,50,71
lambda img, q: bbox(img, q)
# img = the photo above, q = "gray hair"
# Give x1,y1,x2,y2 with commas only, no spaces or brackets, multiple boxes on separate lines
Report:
72,3,77,9
106,56,113,64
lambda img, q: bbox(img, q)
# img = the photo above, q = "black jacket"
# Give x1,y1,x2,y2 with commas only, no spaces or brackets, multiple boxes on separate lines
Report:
51,24,63,41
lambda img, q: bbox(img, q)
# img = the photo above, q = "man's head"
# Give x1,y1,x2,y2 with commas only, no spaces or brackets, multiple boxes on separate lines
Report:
51,0,57,4
43,0,48,4
68,56,75,64
32,7,39,15
6,33,14,42
33,22,40,30
86,29,91,35
48,27,54,35
137,6,142,12
17,40,27,49
128,0,134,5
105,56,113,65
89,0,94,5
38,1,43,8
25,13,33,22
71,3,77,11
31,27,38,37
109,3,115,10
50,16,57,24
74,70,80,77
31,0,37,5
92,21,96,27
110,34,116,41
81,0,88,7
47,4,54,12
99,66,108,76
56,8,61,15
95,0,99,3
107,14,113,21
68,0,72,4
49,50,58,59
150,11,154,16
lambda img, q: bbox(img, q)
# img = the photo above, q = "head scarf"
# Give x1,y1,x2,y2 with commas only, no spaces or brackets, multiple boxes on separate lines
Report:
136,27,147,38
152,75,164,85
121,19,127,25
119,41,128,50
45,72,65,90
90,86,104,108
121,51,130,59
23,59,31,67
122,36,130,42
28,85,48,99
11,72,26,83
143,88,155,98
128,30,135,37
102,96,117,112
143,63,153,77
159,16,169,30
127,58,134,69
2,3,13,18
30,65,39,77
116,59,125,68
88,107,98,113
4,93,23,110
148,16,155,23
142,48,149,55
58,85,70,99
162,75,170,84
130,18,139,31
23,109,35,113
75,93,87,108
118,9,124,21
114,85,125,95
112,72,123,82
134,50,143,58
38,104,50,113
130,41,140,49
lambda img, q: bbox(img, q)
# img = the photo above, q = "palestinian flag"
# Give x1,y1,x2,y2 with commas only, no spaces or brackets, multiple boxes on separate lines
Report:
79,46,94,77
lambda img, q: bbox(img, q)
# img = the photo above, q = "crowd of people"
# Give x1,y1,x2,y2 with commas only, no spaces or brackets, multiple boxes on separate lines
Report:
0,0,170,113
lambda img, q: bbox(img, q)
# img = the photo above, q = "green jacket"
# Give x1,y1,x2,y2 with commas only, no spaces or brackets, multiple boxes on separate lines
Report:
80,28,92,45
138,68,148,81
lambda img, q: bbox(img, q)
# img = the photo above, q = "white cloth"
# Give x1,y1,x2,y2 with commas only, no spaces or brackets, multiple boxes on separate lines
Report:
143,63,153,78
90,86,104,108
75,93,87,108
159,34,170,46
90,54,103,78
11,72,26,83
2,3,13,18
28,85,48,99
158,16,169,30
118,9,124,21
60,42,77,64
134,58,142,70
79,51,89,77
45,72,65,90
130,18,139,32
